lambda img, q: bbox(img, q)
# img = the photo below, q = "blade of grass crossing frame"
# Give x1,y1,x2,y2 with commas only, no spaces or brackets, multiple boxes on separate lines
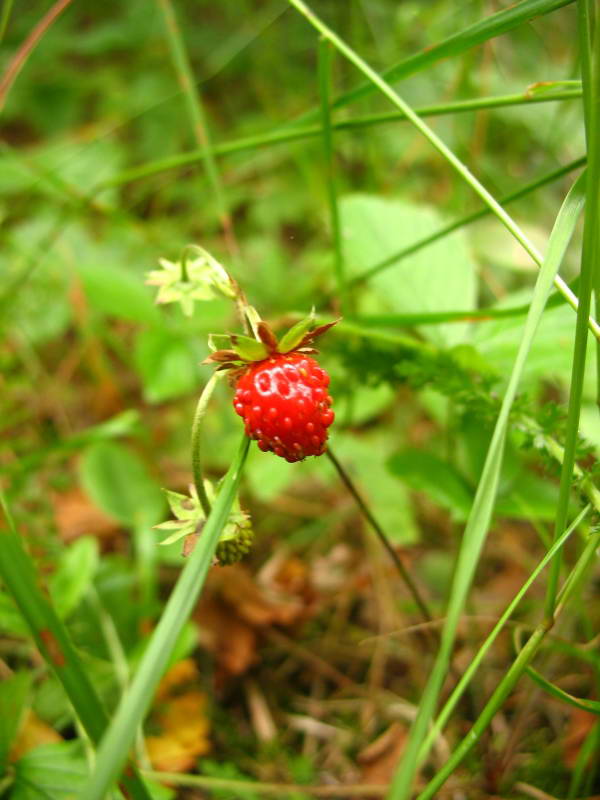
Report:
98,91,582,192
544,2,600,617
418,504,590,764
318,36,347,312
287,0,600,340
417,526,600,799
80,435,251,800
155,0,237,256
292,0,575,124
0,490,153,800
578,0,600,409
386,171,587,799
350,156,586,287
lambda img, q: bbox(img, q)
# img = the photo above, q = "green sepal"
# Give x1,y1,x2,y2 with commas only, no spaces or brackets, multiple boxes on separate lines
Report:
278,311,316,353
208,334,234,353
230,334,269,362
207,333,268,362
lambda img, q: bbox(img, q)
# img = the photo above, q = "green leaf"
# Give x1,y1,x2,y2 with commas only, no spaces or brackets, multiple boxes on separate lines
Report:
11,742,88,800
49,537,99,619
336,433,417,544
78,442,164,529
278,313,315,353
0,671,31,775
340,194,477,346
77,263,160,324
388,449,473,521
134,328,198,404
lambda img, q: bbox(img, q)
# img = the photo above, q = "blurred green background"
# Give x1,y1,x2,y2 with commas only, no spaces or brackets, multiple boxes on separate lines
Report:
1,1,597,797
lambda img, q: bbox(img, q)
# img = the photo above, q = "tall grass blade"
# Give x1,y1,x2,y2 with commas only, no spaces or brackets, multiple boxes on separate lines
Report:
294,0,575,123
419,504,590,762
417,527,600,799
544,2,600,616
287,0,599,340
0,491,152,800
318,36,346,312
155,0,237,255
388,170,586,798
79,435,250,800
99,92,582,191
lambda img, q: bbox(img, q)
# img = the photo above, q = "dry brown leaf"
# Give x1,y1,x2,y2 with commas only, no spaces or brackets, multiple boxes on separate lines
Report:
215,564,307,627
358,722,407,786
52,487,119,544
196,596,258,678
146,659,210,773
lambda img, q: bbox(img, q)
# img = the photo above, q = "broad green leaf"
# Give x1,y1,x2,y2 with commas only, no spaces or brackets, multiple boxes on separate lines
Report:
77,263,160,324
388,449,473,521
340,194,476,346
335,433,417,544
134,327,198,404
0,671,31,775
78,442,164,529
49,537,99,619
11,742,88,800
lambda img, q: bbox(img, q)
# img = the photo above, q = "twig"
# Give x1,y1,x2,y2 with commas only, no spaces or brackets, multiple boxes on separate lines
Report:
326,447,433,625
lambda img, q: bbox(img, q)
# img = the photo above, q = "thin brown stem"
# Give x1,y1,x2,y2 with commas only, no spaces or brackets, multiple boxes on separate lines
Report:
326,447,433,625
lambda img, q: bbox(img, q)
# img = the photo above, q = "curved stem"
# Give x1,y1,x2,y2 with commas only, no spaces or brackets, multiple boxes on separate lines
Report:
191,372,222,516
326,447,433,625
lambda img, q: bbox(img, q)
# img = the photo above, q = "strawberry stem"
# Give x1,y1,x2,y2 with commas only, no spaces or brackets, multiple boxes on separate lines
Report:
191,372,223,517
326,447,433,625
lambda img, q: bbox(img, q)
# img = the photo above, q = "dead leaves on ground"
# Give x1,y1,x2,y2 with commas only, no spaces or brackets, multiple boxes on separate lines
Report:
145,659,210,773
195,559,316,682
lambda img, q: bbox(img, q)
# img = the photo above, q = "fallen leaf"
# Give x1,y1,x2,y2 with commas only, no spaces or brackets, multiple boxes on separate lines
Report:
52,487,119,544
146,659,210,773
358,722,407,785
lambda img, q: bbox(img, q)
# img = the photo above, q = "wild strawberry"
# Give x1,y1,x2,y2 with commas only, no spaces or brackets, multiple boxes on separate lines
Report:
233,352,334,462
204,312,338,463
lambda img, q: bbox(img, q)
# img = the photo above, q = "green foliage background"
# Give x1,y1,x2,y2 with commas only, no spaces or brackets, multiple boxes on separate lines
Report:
1,1,599,798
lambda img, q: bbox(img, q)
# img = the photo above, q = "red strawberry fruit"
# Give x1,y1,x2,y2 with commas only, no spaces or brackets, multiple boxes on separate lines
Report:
233,352,334,462
204,313,338,463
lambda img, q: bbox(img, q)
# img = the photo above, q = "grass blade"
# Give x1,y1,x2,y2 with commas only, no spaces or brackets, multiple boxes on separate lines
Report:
419,504,590,762
524,663,600,714
98,91,582,191
79,434,251,800
386,169,587,798
318,36,347,312
417,526,600,799
287,0,599,341
0,491,152,800
350,156,586,287
544,1,600,616
294,0,575,123
155,0,237,255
